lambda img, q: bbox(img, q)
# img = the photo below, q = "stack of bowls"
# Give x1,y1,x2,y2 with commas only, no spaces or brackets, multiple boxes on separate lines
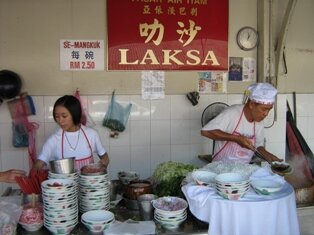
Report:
79,169,110,213
41,179,78,234
81,210,115,233
152,196,188,230
48,171,79,192
215,173,250,200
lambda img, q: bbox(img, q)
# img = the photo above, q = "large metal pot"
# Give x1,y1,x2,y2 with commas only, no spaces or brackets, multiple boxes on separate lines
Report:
125,180,153,200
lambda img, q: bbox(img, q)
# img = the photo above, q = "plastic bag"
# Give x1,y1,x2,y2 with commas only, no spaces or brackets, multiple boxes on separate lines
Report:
0,200,22,235
74,89,96,127
103,91,132,132
12,117,29,147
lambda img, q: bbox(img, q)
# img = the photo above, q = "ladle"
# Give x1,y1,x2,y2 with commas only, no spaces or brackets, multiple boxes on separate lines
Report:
252,147,291,173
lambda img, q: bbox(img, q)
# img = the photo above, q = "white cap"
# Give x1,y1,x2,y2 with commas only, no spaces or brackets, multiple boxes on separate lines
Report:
247,83,277,104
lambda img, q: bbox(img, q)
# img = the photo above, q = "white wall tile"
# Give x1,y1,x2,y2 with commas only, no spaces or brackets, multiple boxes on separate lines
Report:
151,120,170,145
208,94,228,104
130,95,150,121
130,120,150,146
87,95,108,122
43,96,58,122
227,94,243,105
130,146,151,179
171,144,191,164
170,120,190,145
151,96,171,120
108,146,131,179
150,145,171,172
190,119,203,144
170,95,190,119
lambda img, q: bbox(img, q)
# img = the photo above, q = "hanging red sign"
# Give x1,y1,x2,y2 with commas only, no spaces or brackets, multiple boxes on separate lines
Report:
107,0,228,71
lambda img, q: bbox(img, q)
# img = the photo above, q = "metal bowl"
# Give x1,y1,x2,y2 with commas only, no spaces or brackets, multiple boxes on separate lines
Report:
49,157,75,174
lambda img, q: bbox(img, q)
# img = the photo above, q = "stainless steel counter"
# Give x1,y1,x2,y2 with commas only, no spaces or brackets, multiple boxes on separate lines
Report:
14,195,208,235
3,185,208,235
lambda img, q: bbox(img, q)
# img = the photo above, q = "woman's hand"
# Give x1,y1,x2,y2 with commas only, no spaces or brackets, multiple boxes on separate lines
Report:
0,169,26,183
99,152,109,170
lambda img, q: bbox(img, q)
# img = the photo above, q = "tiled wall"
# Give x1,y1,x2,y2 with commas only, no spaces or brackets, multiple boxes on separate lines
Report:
0,93,296,194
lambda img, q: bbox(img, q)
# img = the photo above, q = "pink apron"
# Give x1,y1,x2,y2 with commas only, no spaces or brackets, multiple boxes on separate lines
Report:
212,108,256,164
62,128,94,171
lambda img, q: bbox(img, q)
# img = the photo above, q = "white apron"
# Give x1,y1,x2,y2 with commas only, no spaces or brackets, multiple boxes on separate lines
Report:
212,108,256,164
61,128,94,171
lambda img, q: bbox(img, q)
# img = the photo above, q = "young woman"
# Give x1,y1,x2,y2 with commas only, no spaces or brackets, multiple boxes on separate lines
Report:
33,95,109,171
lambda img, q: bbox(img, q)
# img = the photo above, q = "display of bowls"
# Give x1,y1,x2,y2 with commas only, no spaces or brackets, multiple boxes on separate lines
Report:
118,171,140,185
49,157,75,174
191,170,217,186
78,172,110,213
41,178,78,234
215,172,250,200
251,179,283,195
153,197,188,230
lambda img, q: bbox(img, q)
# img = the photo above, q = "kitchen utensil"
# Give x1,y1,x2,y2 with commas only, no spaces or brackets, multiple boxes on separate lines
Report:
252,147,292,175
137,194,157,221
49,157,75,174
125,180,153,200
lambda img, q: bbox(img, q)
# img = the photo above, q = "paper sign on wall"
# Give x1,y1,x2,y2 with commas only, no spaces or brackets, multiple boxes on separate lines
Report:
60,39,104,71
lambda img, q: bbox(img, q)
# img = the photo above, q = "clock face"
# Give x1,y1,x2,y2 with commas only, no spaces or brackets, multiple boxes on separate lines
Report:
236,27,259,51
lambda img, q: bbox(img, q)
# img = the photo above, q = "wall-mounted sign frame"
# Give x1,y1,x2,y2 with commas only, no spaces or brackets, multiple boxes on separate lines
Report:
107,0,228,71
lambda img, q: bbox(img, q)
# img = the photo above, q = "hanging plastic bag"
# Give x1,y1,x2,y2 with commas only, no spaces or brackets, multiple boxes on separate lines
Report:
10,94,39,166
73,88,96,127
103,91,132,133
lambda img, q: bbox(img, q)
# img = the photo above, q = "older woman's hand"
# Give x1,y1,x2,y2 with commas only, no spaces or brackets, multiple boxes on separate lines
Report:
0,169,26,183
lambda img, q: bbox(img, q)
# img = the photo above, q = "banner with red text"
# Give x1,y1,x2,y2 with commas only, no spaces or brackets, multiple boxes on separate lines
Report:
107,0,228,71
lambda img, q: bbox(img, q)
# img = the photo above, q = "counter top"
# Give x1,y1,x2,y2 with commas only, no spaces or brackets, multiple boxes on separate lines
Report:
16,199,209,235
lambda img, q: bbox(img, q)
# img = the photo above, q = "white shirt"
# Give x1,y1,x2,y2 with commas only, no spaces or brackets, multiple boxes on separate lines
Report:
201,104,264,154
37,125,106,164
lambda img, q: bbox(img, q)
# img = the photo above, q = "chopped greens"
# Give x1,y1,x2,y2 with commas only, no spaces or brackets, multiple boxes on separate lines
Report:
151,161,197,197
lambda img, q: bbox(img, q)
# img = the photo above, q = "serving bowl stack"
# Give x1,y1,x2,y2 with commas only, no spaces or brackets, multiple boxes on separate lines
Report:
41,179,78,234
48,171,79,192
79,165,110,213
81,210,115,233
152,196,188,230
215,173,250,200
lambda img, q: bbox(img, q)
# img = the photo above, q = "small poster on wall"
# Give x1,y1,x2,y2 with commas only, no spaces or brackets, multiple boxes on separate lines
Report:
228,57,256,82
198,71,227,93
60,39,104,71
141,71,165,100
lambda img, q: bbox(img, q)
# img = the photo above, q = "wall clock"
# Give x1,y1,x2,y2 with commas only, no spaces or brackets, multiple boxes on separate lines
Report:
236,26,259,51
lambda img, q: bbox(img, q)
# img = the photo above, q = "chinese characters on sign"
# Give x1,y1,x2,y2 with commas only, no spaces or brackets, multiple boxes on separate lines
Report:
107,0,228,71
60,40,104,71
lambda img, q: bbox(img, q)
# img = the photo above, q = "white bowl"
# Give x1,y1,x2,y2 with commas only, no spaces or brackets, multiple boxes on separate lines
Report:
19,222,43,232
215,173,249,184
251,179,283,195
81,210,114,224
152,197,188,216
191,170,217,186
